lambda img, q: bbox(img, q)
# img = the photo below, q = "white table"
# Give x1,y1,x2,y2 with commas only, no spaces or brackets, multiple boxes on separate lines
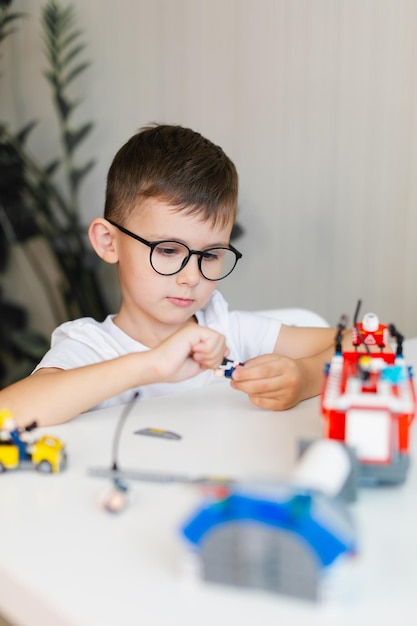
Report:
1,339,417,626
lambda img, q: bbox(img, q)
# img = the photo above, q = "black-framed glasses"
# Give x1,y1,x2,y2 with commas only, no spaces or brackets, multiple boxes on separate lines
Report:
107,219,242,281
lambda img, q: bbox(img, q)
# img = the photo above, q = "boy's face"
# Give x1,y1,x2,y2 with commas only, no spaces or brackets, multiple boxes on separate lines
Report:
114,198,235,337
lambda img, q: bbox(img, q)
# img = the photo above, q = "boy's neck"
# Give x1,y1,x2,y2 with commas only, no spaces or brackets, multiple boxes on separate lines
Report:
113,309,198,348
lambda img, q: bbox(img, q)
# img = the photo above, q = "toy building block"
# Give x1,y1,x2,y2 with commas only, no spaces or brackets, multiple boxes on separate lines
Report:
181,440,356,602
297,438,359,503
321,304,416,486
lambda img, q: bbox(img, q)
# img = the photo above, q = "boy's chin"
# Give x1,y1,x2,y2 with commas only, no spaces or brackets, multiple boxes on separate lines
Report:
155,308,198,327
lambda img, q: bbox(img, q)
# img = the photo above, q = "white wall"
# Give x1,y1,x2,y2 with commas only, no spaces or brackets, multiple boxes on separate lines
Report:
2,0,417,336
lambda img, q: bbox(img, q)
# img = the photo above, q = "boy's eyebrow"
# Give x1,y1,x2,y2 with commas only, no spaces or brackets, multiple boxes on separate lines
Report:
147,233,231,248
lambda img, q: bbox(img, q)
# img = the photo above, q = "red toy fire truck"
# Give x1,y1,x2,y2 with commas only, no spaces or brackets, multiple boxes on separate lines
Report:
321,302,416,485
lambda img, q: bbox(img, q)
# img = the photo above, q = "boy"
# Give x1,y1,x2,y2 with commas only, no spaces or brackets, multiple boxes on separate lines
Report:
0,124,342,427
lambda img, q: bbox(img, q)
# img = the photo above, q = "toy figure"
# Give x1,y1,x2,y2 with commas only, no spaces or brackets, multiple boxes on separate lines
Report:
353,312,389,350
215,357,245,379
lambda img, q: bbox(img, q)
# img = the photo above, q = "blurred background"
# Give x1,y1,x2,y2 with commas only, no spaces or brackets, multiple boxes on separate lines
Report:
1,0,417,385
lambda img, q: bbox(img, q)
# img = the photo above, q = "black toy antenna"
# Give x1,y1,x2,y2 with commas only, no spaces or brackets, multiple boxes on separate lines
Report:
389,324,404,357
353,299,362,327
335,314,348,354
352,298,371,354
111,391,140,471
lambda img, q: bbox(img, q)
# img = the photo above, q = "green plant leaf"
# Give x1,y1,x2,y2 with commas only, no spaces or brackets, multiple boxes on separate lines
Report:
56,5,75,28
0,12,24,26
64,122,93,154
61,29,82,51
0,10,25,45
16,120,38,145
44,158,61,176
0,11,25,29
42,41,59,68
42,4,75,44
70,159,95,191
55,92,74,120
64,61,90,86
62,42,85,66
43,69,61,90
0,13,25,34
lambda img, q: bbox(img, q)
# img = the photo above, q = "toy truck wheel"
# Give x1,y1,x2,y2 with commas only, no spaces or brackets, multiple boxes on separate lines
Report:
60,451,68,472
0,462,5,473
36,460,53,473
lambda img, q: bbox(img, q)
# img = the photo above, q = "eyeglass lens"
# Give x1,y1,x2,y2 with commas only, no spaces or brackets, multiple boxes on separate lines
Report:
151,243,238,280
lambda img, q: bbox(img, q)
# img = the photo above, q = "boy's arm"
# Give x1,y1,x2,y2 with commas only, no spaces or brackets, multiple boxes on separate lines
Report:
230,325,350,411
0,325,227,427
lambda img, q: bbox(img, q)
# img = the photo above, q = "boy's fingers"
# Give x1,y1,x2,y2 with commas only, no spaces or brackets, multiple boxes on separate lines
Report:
230,376,284,395
248,394,296,411
193,351,224,369
231,354,285,382
190,333,229,369
229,353,302,410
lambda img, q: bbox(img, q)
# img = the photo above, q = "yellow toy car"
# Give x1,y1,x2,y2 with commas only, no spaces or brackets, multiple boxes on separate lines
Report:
0,409,67,474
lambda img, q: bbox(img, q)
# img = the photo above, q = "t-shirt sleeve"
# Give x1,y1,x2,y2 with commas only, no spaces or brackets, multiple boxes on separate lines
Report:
32,318,130,372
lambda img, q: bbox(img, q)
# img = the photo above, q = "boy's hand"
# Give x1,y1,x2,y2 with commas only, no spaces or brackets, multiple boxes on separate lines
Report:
153,325,228,383
229,354,305,411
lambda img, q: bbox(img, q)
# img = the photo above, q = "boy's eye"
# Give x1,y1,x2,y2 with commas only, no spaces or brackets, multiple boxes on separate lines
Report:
155,244,184,257
202,249,222,262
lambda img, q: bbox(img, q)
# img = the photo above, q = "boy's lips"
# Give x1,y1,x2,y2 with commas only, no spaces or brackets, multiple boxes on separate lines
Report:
167,296,195,308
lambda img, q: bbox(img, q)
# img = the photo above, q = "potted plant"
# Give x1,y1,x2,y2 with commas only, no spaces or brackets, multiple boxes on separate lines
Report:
0,0,109,387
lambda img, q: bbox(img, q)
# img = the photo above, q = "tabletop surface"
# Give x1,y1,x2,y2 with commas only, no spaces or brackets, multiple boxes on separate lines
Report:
1,338,417,626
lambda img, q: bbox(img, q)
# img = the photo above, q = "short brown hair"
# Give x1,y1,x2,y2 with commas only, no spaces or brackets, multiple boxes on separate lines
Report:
104,124,238,228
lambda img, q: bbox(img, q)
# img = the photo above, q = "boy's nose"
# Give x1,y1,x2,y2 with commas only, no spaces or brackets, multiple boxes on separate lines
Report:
176,254,201,286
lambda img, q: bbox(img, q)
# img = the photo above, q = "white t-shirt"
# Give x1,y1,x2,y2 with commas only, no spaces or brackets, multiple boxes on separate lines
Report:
34,291,282,409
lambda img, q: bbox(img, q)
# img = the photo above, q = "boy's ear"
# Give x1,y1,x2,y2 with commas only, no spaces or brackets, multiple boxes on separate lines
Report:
88,218,119,264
